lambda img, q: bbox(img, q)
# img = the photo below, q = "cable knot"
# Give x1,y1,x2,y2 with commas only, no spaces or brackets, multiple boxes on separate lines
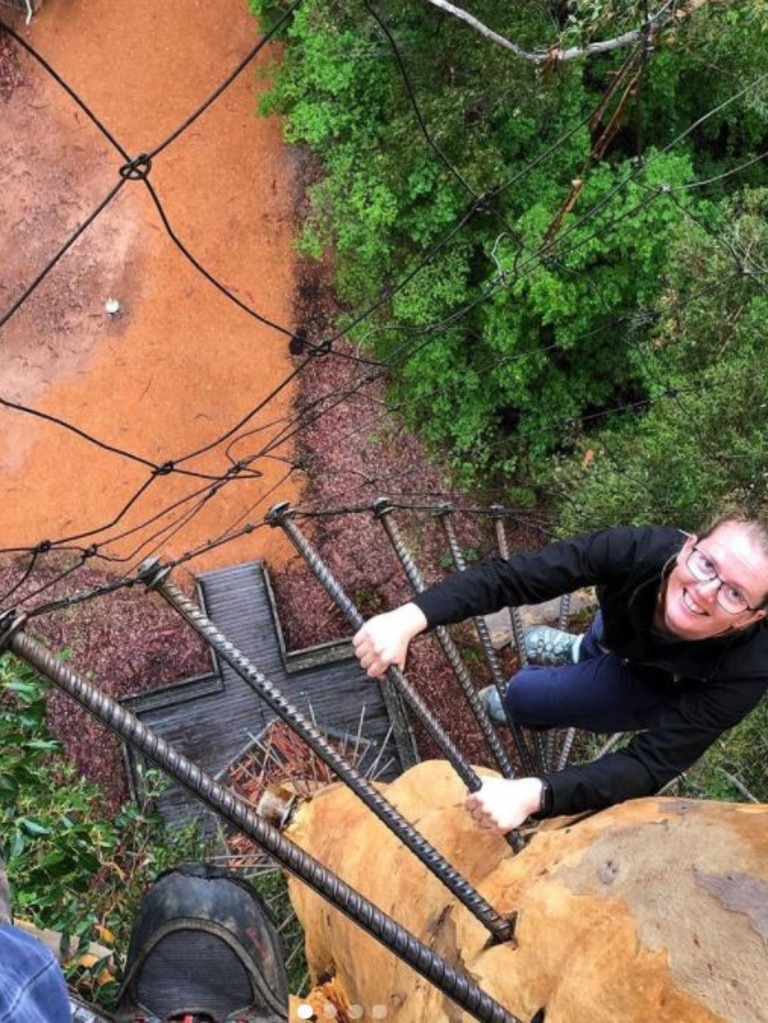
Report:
0,611,28,653
153,461,175,476
119,153,153,181
313,338,334,357
289,332,307,355
472,190,493,215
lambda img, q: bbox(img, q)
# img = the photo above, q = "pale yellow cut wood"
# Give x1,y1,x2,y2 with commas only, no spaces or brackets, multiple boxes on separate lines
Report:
286,760,768,1023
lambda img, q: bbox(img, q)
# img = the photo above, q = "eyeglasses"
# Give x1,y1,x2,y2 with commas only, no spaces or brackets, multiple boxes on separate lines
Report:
686,547,759,615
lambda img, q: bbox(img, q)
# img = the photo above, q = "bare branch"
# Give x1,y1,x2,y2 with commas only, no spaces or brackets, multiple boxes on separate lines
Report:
716,766,759,803
420,0,554,63
419,0,688,65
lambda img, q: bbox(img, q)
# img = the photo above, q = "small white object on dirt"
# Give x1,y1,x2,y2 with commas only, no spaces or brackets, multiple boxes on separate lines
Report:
105,298,121,316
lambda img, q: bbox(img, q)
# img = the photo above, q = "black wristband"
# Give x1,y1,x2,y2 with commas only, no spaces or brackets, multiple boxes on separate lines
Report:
531,779,554,820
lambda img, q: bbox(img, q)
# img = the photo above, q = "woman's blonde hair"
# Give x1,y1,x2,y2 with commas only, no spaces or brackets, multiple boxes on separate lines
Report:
699,507,768,558
699,507,768,606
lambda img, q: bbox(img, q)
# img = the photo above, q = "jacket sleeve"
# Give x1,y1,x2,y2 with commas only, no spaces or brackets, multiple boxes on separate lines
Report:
543,676,766,815
412,525,665,628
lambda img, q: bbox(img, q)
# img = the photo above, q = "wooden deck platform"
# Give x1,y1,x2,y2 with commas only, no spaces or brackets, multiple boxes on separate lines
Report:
122,561,416,835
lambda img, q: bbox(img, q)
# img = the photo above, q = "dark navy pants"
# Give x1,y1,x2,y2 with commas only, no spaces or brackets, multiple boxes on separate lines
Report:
504,613,670,733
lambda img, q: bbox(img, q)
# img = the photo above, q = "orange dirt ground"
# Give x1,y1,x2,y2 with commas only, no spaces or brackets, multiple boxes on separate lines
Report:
0,0,302,575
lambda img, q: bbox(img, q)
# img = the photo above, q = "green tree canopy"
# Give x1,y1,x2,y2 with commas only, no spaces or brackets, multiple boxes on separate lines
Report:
251,0,768,488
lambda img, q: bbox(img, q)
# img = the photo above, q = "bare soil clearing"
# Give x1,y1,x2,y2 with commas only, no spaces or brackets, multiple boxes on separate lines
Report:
0,0,301,572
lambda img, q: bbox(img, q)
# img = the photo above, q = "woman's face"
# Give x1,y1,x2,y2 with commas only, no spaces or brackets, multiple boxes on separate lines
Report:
660,521,768,641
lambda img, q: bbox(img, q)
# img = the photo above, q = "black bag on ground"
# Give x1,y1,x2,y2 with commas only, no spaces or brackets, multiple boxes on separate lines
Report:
115,862,289,1022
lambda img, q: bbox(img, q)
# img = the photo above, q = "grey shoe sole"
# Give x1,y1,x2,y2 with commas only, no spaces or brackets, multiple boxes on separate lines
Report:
478,684,507,725
524,625,581,667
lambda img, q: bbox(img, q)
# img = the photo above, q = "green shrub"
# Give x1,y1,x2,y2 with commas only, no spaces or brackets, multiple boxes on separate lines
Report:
679,699,768,803
0,657,208,1002
546,188,768,532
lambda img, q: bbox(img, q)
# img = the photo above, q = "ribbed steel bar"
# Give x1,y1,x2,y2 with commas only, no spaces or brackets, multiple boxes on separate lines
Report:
373,499,515,781
541,595,573,771
0,619,522,1023
592,732,625,760
490,510,543,775
553,594,577,770
141,564,512,943
266,503,526,855
557,728,577,771
435,505,508,690
556,592,571,631
491,511,529,668
544,726,558,775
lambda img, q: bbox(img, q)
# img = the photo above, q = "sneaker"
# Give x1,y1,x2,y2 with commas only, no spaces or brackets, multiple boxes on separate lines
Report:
523,625,583,667
478,684,508,725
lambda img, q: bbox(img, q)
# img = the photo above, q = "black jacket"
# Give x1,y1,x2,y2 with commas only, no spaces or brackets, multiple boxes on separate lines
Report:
412,525,768,815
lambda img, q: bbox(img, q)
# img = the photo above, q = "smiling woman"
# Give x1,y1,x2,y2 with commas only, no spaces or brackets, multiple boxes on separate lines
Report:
353,510,768,833
658,519,768,640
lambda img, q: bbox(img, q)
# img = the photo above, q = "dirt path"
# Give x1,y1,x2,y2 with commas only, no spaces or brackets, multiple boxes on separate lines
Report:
0,0,301,574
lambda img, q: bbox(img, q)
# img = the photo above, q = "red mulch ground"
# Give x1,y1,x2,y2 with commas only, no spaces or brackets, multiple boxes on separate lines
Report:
0,24,22,100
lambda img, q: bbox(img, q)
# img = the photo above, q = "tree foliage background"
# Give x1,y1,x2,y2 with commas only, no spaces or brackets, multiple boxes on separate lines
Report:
250,0,768,530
